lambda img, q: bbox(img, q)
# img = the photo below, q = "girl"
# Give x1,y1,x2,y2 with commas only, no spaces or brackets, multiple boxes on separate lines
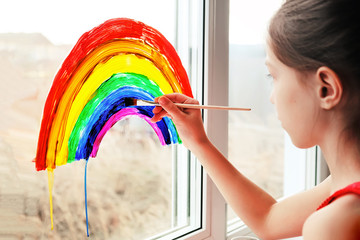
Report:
151,0,360,239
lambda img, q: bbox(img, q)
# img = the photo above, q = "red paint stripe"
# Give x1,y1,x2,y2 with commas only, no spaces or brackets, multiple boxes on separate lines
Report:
35,18,192,171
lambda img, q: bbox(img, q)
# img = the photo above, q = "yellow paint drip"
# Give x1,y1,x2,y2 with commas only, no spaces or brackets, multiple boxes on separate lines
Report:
47,169,54,230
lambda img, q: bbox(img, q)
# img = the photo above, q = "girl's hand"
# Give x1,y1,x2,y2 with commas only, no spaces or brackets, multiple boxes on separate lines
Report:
151,93,209,150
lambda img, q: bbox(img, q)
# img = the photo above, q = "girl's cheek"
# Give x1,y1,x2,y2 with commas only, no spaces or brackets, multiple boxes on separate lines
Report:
269,87,276,104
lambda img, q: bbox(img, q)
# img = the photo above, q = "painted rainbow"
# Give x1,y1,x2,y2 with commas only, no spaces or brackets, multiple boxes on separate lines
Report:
35,18,193,172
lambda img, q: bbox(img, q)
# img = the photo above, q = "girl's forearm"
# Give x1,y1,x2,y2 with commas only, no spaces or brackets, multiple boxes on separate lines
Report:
191,139,277,236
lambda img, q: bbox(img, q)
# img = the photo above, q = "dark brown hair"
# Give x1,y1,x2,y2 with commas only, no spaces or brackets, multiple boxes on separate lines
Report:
269,0,360,148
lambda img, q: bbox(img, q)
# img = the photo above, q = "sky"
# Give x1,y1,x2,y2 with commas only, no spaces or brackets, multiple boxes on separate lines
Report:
0,0,177,45
0,0,283,45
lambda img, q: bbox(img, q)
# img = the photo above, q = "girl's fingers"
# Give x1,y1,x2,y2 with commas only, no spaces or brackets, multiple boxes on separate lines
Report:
151,93,199,122
152,106,163,114
151,108,169,122
158,96,185,120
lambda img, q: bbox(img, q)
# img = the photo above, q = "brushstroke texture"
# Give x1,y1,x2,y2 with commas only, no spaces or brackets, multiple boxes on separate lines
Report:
35,17,193,236
35,18,193,171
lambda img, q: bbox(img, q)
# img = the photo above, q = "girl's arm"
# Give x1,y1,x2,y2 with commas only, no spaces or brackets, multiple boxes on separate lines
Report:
191,138,331,239
151,93,331,239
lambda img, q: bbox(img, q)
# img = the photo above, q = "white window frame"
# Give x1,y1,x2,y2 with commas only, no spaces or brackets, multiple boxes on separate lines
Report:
163,0,230,239
145,0,206,239
181,0,230,239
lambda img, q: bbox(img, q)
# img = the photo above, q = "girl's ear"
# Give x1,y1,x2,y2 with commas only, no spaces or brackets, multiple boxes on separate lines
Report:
316,66,343,110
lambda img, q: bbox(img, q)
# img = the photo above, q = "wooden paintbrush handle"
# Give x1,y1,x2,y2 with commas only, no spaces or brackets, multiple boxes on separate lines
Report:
139,99,251,111
174,103,251,111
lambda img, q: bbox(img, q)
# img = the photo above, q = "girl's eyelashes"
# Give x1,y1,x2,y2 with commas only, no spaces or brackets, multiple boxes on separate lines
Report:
266,73,274,80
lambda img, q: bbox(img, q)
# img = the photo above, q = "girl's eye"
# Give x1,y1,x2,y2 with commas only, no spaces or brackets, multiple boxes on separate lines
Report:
266,73,274,87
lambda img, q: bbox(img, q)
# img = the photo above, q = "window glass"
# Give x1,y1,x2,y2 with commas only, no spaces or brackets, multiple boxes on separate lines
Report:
227,0,284,224
0,1,203,239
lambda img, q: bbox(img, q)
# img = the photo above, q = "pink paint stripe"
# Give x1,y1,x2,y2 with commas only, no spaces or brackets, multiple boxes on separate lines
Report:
90,108,165,158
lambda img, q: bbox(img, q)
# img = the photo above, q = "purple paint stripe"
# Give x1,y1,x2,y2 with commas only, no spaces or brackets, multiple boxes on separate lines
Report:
90,108,165,158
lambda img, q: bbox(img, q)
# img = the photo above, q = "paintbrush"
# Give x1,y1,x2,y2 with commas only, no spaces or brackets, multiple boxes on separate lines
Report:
125,98,251,111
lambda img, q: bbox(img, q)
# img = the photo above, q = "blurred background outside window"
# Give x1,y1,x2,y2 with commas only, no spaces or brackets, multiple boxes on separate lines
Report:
227,0,284,225
0,1,203,239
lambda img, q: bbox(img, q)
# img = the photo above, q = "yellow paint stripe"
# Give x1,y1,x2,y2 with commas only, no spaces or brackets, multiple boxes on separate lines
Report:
47,39,182,166
55,54,174,166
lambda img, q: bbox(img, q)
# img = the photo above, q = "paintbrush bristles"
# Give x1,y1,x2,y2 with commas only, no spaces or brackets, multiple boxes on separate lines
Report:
124,97,138,107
